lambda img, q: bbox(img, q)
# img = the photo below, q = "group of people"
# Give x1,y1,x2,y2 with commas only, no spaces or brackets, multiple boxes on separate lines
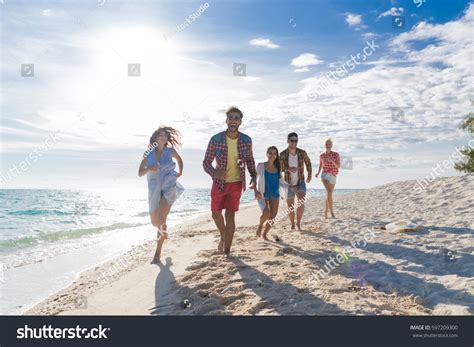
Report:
138,106,341,263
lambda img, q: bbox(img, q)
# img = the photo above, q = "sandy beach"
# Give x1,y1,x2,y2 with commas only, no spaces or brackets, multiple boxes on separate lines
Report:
26,175,473,316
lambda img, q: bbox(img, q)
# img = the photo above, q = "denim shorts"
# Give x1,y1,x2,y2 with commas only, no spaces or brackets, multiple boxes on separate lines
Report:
287,181,306,199
321,172,337,185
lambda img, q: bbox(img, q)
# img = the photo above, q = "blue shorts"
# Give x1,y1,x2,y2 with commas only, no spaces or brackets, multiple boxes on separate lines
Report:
321,172,337,185
287,181,306,199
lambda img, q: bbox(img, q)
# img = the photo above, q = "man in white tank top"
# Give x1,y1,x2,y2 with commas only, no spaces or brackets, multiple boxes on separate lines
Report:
279,132,312,230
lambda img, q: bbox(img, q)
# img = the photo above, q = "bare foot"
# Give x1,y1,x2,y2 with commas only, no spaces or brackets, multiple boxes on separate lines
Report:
262,234,269,241
331,212,336,218
296,223,302,231
256,225,263,237
291,223,295,230
150,253,161,264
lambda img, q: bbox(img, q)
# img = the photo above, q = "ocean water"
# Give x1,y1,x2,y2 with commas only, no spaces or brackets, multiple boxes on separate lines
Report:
0,188,358,314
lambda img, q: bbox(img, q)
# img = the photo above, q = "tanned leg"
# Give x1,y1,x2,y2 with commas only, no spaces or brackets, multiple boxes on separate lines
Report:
257,203,270,238
327,183,336,218
263,198,279,240
286,197,296,229
151,197,172,264
150,207,163,264
224,210,236,255
212,211,226,253
158,197,172,239
296,191,306,230
322,180,331,219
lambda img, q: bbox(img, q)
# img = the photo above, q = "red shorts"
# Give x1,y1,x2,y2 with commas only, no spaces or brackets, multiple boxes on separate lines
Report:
211,181,243,212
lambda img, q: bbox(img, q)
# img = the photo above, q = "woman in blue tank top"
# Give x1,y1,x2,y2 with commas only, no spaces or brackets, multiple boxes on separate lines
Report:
138,126,184,264
254,146,286,241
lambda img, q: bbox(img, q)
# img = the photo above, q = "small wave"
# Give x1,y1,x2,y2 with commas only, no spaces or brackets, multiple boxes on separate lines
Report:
0,222,146,251
7,209,72,216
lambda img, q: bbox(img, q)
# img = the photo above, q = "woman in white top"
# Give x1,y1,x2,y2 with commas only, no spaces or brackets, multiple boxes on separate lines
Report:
253,146,288,240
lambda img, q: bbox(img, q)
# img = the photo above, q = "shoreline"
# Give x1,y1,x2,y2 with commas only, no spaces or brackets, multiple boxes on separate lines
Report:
26,176,473,315
25,203,261,315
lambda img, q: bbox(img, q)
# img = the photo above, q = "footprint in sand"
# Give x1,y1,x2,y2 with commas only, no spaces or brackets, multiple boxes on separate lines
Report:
262,260,282,266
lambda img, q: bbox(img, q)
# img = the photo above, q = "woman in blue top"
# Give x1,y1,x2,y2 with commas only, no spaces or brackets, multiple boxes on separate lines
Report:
138,126,184,264
254,146,286,241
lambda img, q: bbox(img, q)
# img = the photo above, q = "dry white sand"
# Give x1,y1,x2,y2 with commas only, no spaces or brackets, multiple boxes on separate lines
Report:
26,175,473,315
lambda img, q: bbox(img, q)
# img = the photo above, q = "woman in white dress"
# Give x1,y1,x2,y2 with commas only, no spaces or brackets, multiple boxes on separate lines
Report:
138,126,184,263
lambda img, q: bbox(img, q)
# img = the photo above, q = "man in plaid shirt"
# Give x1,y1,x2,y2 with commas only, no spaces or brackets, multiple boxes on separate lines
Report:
203,106,257,255
280,132,312,230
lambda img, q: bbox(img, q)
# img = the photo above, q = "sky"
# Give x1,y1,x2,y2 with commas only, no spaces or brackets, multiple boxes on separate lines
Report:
0,0,473,190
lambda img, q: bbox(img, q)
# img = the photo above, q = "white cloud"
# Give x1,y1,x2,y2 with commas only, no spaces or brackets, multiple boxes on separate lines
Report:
291,53,324,68
42,9,53,16
379,7,404,18
294,67,310,73
243,76,261,82
345,13,362,26
249,38,280,49
345,13,368,30
362,32,378,40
